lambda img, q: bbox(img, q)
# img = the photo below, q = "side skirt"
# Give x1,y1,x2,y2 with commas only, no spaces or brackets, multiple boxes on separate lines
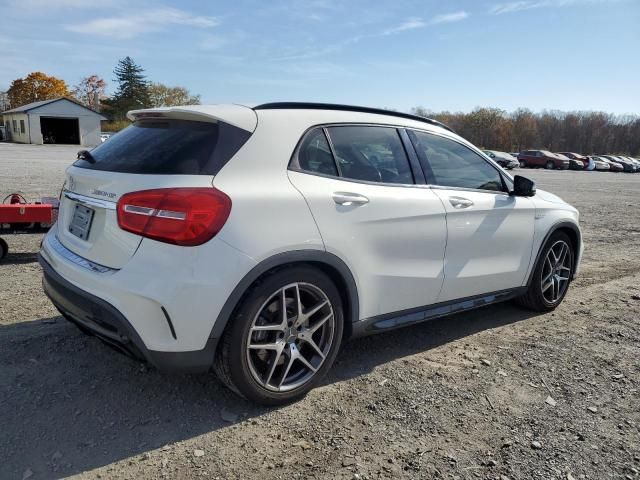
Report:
351,287,527,337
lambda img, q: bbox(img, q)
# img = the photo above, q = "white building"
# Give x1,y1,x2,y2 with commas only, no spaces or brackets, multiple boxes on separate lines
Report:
1,97,107,146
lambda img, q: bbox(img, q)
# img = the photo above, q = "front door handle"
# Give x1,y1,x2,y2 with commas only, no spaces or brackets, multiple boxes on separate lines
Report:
332,192,369,206
449,196,474,209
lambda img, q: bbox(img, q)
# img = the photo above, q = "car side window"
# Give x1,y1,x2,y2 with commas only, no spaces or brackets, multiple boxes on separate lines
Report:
408,130,505,192
326,126,414,184
296,128,339,177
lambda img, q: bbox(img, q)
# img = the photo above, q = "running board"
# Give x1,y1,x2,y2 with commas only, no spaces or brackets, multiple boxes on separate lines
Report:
352,287,527,337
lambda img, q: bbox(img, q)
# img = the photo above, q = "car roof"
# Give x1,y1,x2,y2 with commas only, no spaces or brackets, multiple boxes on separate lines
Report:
254,102,454,133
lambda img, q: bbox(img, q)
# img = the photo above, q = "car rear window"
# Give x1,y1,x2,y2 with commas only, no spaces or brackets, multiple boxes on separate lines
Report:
74,119,251,175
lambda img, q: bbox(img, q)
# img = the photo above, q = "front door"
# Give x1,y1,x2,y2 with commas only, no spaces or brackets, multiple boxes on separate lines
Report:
407,129,536,302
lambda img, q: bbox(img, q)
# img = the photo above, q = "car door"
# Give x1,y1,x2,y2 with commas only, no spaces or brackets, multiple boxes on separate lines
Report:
407,129,536,303
288,125,447,320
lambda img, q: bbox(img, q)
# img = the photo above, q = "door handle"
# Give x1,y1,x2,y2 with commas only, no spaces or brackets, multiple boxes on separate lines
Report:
332,192,369,206
449,196,474,209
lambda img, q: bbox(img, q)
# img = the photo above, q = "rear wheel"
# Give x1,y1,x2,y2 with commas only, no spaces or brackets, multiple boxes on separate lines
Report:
516,232,574,312
545,160,554,169
214,266,344,405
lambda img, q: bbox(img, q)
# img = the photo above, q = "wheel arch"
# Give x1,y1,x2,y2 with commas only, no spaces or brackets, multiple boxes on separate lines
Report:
208,250,360,347
526,221,581,286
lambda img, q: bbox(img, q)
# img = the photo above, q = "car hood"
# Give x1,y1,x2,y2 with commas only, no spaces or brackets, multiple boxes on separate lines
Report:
535,188,566,205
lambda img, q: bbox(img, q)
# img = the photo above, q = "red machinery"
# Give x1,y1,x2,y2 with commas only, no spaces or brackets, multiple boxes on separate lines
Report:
0,193,59,260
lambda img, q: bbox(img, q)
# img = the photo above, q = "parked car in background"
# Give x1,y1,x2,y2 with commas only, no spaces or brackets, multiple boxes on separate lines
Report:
518,150,570,169
583,156,596,171
589,156,610,171
482,150,519,169
601,155,634,172
100,133,112,143
555,153,583,170
600,157,624,172
558,152,589,169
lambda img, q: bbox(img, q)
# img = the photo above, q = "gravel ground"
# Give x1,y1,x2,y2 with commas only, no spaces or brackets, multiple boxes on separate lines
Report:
1,143,639,480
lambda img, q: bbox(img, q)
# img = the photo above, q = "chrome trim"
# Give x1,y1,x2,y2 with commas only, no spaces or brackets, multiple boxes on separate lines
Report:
46,234,118,274
64,191,117,210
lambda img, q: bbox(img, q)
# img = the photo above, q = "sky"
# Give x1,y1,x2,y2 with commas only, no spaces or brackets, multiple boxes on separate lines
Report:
1,0,639,115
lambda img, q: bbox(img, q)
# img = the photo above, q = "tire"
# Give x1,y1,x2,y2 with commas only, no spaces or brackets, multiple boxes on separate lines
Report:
519,160,527,168
214,266,344,405
516,231,574,312
0,237,7,260
545,160,554,170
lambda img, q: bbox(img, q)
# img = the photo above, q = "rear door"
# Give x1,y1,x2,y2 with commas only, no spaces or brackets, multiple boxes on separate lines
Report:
288,125,447,320
57,117,253,269
408,130,535,302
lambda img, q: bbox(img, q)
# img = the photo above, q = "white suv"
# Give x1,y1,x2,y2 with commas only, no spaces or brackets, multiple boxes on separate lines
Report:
40,103,583,404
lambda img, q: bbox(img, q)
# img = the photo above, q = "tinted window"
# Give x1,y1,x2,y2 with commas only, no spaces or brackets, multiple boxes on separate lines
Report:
409,131,504,192
73,120,251,175
296,129,338,176
326,126,413,184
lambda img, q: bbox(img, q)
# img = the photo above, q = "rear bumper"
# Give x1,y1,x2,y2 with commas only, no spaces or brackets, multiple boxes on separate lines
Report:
40,254,216,373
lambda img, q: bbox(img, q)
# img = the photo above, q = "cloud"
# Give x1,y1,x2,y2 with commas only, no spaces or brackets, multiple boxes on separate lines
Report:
66,7,219,39
383,11,468,35
6,0,112,8
489,0,624,15
383,17,427,35
429,11,470,25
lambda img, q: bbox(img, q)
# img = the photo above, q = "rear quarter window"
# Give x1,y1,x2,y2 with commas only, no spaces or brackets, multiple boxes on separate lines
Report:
74,120,251,175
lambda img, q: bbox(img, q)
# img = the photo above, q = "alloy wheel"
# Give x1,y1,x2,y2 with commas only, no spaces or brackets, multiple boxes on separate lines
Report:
246,282,335,392
541,240,572,304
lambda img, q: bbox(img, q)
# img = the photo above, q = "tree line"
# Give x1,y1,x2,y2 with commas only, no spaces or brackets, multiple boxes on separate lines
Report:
1,57,200,127
412,106,640,156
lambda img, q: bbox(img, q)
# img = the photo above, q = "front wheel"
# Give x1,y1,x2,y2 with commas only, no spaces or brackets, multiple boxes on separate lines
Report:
214,266,344,405
519,160,527,168
516,232,574,312
545,160,555,169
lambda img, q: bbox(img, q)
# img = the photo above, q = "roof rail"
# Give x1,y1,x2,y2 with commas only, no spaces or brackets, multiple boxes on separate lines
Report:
254,102,454,133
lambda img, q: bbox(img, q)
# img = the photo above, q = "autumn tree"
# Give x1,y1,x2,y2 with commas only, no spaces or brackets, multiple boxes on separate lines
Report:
148,83,200,107
7,72,70,108
103,57,150,120
72,75,107,111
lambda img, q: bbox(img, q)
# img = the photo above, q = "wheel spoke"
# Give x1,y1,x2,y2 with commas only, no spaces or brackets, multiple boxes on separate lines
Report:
264,344,285,387
309,313,332,334
305,300,329,319
248,341,281,350
301,335,325,360
542,279,553,293
297,353,318,373
278,351,296,388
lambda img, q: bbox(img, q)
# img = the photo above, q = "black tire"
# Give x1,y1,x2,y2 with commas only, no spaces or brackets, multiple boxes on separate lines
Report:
516,231,574,312
214,266,344,405
519,160,527,168
0,237,8,261
545,160,554,170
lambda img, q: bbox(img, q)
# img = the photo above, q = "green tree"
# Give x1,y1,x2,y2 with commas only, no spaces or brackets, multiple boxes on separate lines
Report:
104,57,150,119
148,83,200,107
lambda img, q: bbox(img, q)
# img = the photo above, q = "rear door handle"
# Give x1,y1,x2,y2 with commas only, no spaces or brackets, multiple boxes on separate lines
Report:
449,196,474,209
332,192,369,206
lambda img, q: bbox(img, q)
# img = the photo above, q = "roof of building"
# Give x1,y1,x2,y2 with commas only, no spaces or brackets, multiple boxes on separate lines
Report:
2,97,105,118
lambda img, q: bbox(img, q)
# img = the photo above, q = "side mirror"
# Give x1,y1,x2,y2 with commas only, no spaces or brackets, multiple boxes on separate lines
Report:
511,175,536,197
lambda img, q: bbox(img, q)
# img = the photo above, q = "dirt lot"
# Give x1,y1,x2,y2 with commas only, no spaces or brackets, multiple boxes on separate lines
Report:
1,143,639,480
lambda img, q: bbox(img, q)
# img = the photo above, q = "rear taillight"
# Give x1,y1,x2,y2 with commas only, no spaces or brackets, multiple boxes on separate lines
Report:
117,188,231,246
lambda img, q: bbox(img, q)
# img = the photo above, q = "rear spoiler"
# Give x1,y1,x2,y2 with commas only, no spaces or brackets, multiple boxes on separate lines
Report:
127,104,258,132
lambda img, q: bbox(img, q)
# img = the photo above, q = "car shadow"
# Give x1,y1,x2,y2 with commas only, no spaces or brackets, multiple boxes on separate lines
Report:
0,302,540,478
0,251,39,265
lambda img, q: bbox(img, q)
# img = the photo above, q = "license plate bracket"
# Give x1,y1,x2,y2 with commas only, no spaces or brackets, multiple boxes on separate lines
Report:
69,204,95,241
